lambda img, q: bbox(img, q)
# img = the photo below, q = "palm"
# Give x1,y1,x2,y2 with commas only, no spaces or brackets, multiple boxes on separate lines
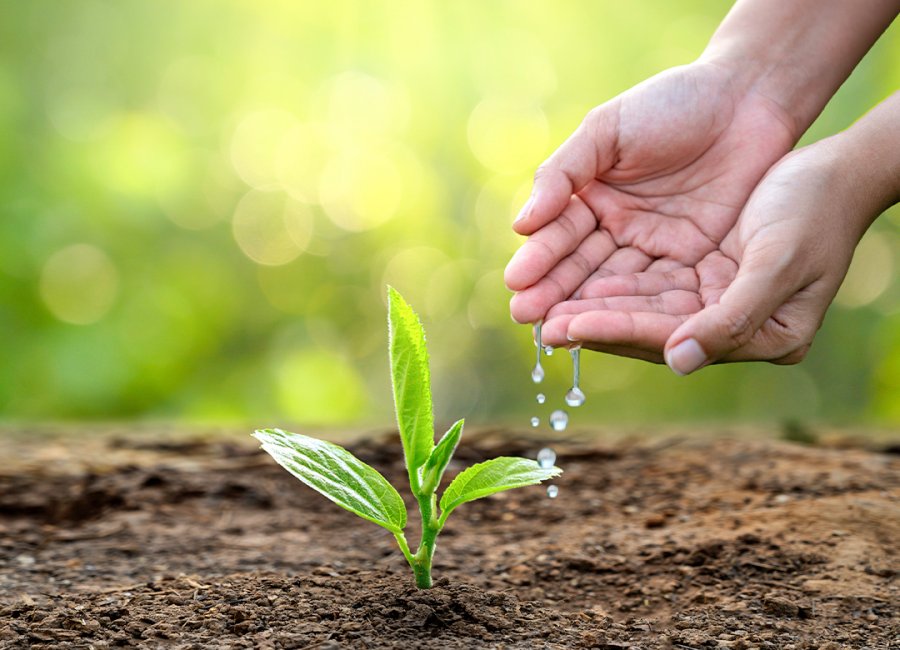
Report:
540,147,852,365
506,62,796,326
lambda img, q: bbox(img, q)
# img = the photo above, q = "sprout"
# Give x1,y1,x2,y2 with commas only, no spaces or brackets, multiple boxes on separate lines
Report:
254,286,560,588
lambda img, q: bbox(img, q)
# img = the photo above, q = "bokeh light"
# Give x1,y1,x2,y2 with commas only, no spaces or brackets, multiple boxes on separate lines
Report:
40,244,119,326
467,99,549,174
230,110,298,191
275,123,330,203
319,147,403,231
90,113,188,199
276,348,368,425
1,1,898,426
232,190,314,266
835,231,894,308
381,246,450,313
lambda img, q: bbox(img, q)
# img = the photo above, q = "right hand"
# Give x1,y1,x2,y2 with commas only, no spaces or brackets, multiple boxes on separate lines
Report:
504,60,798,331
541,133,881,373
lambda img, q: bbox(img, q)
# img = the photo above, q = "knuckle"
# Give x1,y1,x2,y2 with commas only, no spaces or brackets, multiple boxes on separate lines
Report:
533,164,555,184
720,307,754,348
773,338,813,365
556,211,579,240
568,250,591,277
584,106,606,126
773,344,810,365
583,108,607,143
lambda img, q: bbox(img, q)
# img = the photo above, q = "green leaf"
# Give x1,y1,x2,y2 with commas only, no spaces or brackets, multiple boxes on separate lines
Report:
253,428,407,534
421,419,464,494
387,286,434,480
439,457,561,520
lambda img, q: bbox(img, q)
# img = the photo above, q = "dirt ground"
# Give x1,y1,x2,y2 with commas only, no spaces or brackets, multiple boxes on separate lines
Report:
0,425,897,649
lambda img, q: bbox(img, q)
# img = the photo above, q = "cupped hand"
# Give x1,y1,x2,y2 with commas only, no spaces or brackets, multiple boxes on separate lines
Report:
540,138,867,373
505,60,797,326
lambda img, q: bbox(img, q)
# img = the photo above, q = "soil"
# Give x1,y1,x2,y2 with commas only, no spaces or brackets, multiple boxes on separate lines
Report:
0,425,898,649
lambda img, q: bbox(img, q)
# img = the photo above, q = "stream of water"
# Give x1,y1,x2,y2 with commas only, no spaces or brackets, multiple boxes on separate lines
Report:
530,323,585,498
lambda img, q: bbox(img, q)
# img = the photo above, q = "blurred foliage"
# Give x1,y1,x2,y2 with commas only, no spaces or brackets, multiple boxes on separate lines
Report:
0,1,897,428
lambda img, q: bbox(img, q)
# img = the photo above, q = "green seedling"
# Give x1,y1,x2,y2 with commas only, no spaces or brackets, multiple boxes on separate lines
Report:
253,286,561,588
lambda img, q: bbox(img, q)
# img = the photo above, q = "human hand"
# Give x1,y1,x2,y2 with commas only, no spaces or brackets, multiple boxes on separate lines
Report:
505,60,797,326
540,134,885,372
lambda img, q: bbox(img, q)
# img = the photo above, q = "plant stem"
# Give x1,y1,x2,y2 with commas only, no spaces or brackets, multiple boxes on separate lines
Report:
409,492,441,588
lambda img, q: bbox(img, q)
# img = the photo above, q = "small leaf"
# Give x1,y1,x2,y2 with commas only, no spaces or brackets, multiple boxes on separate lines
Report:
421,419,464,494
253,428,407,534
440,457,561,519
387,286,435,479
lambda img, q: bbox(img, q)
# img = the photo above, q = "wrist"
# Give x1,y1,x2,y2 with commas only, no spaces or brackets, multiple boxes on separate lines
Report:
699,0,899,139
695,51,805,141
828,92,900,222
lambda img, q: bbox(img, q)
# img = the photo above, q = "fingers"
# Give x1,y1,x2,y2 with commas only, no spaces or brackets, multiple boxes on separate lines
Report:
663,245,804,375
571,247,654,298
578,267,699,299
505,196,598,291
645,258,685,273
506,103,620,324
541,293,698,347
569,310,688,350
579,343,664,364
509,229,617,323
548,291,703,318
513,106,619,236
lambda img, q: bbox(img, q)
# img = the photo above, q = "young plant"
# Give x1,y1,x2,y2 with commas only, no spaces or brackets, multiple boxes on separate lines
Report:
253,286,561,588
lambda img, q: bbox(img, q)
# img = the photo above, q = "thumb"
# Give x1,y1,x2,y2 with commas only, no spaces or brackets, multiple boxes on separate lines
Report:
663,250,799,375
513,105,618,236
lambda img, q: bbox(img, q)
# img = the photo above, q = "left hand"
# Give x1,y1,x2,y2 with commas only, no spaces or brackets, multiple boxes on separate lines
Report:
505,61,797,327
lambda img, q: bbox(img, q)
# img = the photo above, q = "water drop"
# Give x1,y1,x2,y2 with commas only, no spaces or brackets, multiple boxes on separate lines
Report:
565,387,586,407
566,347,585,407
531,321,544,384
546,485,559,498
536,447,556,468
536,393,545,404
549,409,568,432
543,346,554,356
530,416,539,428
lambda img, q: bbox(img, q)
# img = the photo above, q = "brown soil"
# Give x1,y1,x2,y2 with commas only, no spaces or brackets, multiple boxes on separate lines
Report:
0,427,898,649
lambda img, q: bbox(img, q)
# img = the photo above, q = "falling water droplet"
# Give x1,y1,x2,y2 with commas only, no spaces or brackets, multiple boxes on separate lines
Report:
549,410,568,432
531,322,544,384
536,393,545,404
543,346,554,356
566,347,585,407
546,485,559,498
530,416,539,428
565,387,586,407
537,447,556,468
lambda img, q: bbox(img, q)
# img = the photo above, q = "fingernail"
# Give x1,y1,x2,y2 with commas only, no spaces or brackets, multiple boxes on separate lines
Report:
514,196,534,224
665,338,706,376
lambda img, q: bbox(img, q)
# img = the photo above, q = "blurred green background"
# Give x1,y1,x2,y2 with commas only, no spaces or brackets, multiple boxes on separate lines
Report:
0,1,898,429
